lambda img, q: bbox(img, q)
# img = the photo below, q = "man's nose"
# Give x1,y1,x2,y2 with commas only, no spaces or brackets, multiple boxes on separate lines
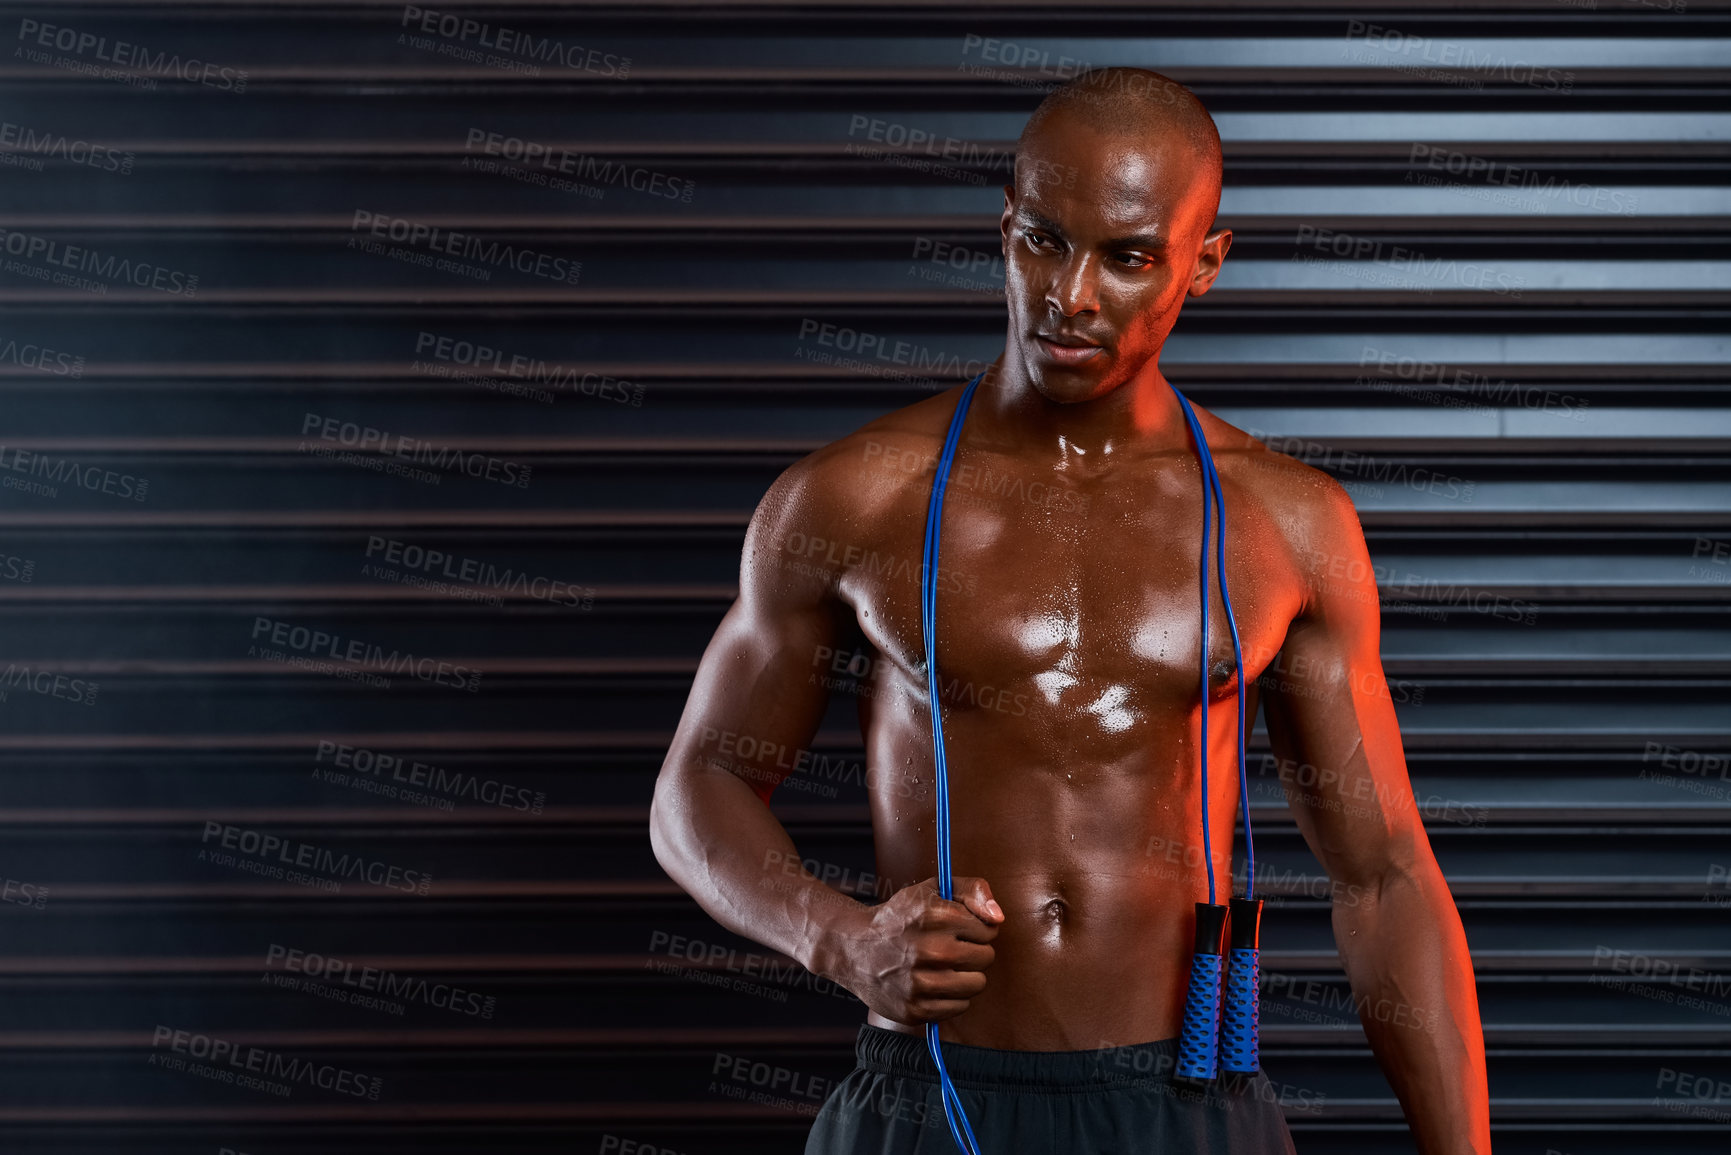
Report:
1045,252,1101,316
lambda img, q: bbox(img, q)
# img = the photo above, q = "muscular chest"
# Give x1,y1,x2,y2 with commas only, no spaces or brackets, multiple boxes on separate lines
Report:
842,458,1297,719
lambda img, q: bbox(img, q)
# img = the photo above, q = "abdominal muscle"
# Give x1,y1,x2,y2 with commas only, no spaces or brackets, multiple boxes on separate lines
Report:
865,865,1199,1051
862,704,1241,1052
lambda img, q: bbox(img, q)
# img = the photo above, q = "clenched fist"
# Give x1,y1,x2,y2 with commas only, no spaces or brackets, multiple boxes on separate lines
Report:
821,875,1004,1024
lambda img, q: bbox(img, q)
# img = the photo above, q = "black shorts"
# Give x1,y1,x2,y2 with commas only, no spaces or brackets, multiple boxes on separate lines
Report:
804,1023,1298,1155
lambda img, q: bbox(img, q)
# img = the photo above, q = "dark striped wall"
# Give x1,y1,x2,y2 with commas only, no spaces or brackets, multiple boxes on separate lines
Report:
0,2,1727,1152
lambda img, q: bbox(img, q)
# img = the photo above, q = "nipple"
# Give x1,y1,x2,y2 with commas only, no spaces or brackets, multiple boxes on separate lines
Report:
1209,659,1238,692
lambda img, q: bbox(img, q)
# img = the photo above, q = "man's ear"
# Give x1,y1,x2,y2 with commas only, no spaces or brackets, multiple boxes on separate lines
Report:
1187,226,1233,297
999,185,1016,256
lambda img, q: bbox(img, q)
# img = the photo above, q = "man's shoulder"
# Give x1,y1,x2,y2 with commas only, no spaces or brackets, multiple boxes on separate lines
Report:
1198,404,1364,546
1188,407,1373,621
753,387,963,539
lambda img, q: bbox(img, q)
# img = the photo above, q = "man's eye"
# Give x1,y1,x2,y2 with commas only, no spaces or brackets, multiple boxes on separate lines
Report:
1024,231,1054,248
1116,254,1152,268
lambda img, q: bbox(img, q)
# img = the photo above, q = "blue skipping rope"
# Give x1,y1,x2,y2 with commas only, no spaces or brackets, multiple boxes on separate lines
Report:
917,374,1261,1152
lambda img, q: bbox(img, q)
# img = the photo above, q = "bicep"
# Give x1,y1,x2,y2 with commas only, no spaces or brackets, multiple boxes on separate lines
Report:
1261,496,1423,886
660,469,851,805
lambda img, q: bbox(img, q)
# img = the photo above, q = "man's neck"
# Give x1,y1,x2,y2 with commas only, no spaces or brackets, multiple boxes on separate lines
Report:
975,352,1194,476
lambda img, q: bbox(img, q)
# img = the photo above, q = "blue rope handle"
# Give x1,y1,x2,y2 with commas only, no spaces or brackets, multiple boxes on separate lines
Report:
1168,385,1254,899
920,371,987,1155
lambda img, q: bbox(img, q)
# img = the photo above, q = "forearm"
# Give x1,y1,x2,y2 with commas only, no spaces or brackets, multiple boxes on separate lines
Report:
1335,859,1490,1155
649,764,868,978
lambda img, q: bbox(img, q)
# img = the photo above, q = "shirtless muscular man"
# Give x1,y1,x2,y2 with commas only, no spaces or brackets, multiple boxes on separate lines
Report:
651,67,1491,1155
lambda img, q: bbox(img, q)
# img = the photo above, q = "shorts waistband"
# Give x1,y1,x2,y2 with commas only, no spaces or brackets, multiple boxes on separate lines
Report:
855,1023,1182,1092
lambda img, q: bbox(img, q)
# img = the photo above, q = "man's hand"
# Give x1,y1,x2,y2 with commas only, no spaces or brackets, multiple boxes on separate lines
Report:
818,876,1005,1025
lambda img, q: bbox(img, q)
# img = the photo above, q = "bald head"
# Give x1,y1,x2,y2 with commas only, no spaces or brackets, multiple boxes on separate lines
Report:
997,66,1233,404
1018,68,1223,222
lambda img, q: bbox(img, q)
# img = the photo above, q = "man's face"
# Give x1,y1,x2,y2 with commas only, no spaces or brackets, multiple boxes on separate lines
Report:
999,116,1231,404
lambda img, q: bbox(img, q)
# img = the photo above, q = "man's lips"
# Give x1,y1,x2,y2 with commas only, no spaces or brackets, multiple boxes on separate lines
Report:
1033,332,1105,365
